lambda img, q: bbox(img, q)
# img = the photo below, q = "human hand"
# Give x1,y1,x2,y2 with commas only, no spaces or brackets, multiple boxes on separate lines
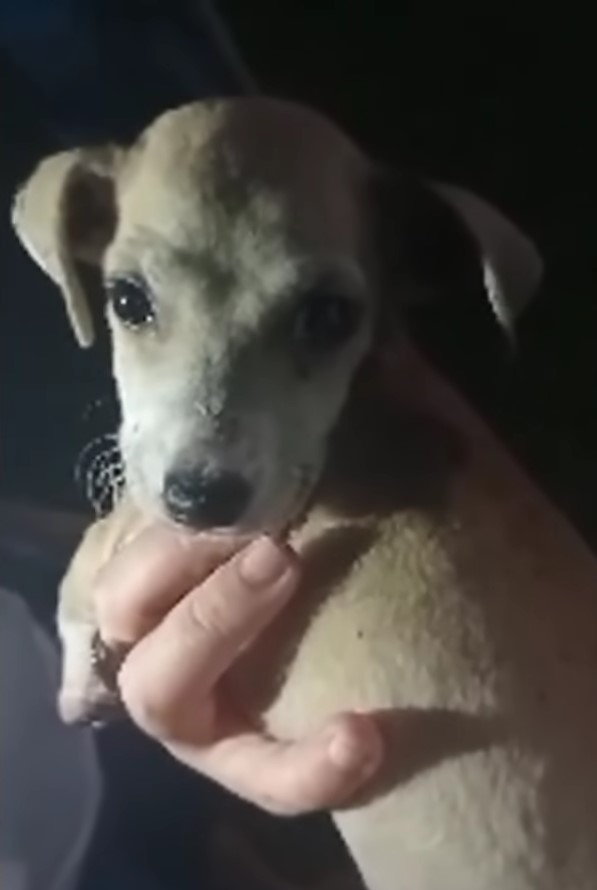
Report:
93,527,382,815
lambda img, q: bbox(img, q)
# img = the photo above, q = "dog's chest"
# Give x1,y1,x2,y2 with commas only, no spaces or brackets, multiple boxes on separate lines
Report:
229,506,500,738
230,479,597,748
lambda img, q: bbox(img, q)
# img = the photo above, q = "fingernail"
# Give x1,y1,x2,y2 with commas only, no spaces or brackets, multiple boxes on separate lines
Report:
239,537,291,587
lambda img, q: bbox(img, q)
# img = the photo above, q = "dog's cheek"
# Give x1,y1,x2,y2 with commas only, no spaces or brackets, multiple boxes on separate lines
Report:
118,417,158,493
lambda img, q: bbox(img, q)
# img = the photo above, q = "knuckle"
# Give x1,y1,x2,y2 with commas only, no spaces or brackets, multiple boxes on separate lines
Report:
118,659,173,739
187,588,239,643
96,580,160,646
118,652,213,745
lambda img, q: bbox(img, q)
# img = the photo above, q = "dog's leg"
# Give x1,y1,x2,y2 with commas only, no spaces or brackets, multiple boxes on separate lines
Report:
56,496,143,725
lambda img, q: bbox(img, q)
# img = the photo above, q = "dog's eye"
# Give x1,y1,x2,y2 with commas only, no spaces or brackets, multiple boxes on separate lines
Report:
106,277,155,329
293,294,361,352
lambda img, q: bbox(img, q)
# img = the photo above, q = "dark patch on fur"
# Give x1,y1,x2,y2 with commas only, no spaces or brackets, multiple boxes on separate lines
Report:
203,127,263,222
180,247,238,303
318,359,467,518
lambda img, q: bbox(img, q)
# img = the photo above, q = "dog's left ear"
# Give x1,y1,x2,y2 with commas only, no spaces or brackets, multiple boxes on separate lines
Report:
371,172,543,336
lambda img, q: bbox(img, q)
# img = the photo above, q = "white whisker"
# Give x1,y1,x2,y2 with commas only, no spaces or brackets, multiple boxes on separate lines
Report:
75,432,124,517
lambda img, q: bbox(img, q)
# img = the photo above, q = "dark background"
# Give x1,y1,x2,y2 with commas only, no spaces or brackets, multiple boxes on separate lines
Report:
2,2,596,544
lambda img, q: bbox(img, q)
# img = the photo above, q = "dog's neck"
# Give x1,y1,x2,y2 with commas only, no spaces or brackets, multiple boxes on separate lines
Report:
313,338,471,525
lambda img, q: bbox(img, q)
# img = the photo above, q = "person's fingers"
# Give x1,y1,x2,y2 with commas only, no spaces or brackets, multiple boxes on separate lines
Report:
118,536,300,740
95,525,249,645
170,711,383,816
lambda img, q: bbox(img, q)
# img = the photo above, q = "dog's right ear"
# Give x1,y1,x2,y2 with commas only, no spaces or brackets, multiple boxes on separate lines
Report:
11,147,121,348
370,170,543,341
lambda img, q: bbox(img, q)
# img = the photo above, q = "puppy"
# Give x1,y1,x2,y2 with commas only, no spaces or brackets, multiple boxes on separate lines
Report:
13,98,597,890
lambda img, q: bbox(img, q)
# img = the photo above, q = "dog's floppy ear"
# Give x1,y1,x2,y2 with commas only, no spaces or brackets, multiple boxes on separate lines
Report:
429,181,543,332
372,171,543,337
11,147,121,348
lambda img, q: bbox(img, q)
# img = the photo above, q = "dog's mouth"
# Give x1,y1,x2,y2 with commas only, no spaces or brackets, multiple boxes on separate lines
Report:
276,457,328,538
272,462,321,538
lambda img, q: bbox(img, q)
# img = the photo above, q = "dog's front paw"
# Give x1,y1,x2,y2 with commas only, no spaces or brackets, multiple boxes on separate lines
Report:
58,619,127,727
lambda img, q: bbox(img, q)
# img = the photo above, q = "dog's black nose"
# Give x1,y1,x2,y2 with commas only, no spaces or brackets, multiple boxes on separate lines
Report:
163,468,251,528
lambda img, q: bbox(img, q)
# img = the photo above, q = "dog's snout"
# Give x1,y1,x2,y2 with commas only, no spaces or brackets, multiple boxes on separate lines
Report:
163,467,251,528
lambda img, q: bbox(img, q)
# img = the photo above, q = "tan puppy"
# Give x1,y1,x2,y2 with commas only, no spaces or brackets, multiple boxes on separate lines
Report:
12,98,597,890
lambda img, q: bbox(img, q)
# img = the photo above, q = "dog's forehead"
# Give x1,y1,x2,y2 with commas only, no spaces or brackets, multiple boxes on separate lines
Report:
116,100,369,258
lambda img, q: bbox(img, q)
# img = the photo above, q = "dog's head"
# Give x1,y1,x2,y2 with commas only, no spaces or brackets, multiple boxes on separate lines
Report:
12,98,542,532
